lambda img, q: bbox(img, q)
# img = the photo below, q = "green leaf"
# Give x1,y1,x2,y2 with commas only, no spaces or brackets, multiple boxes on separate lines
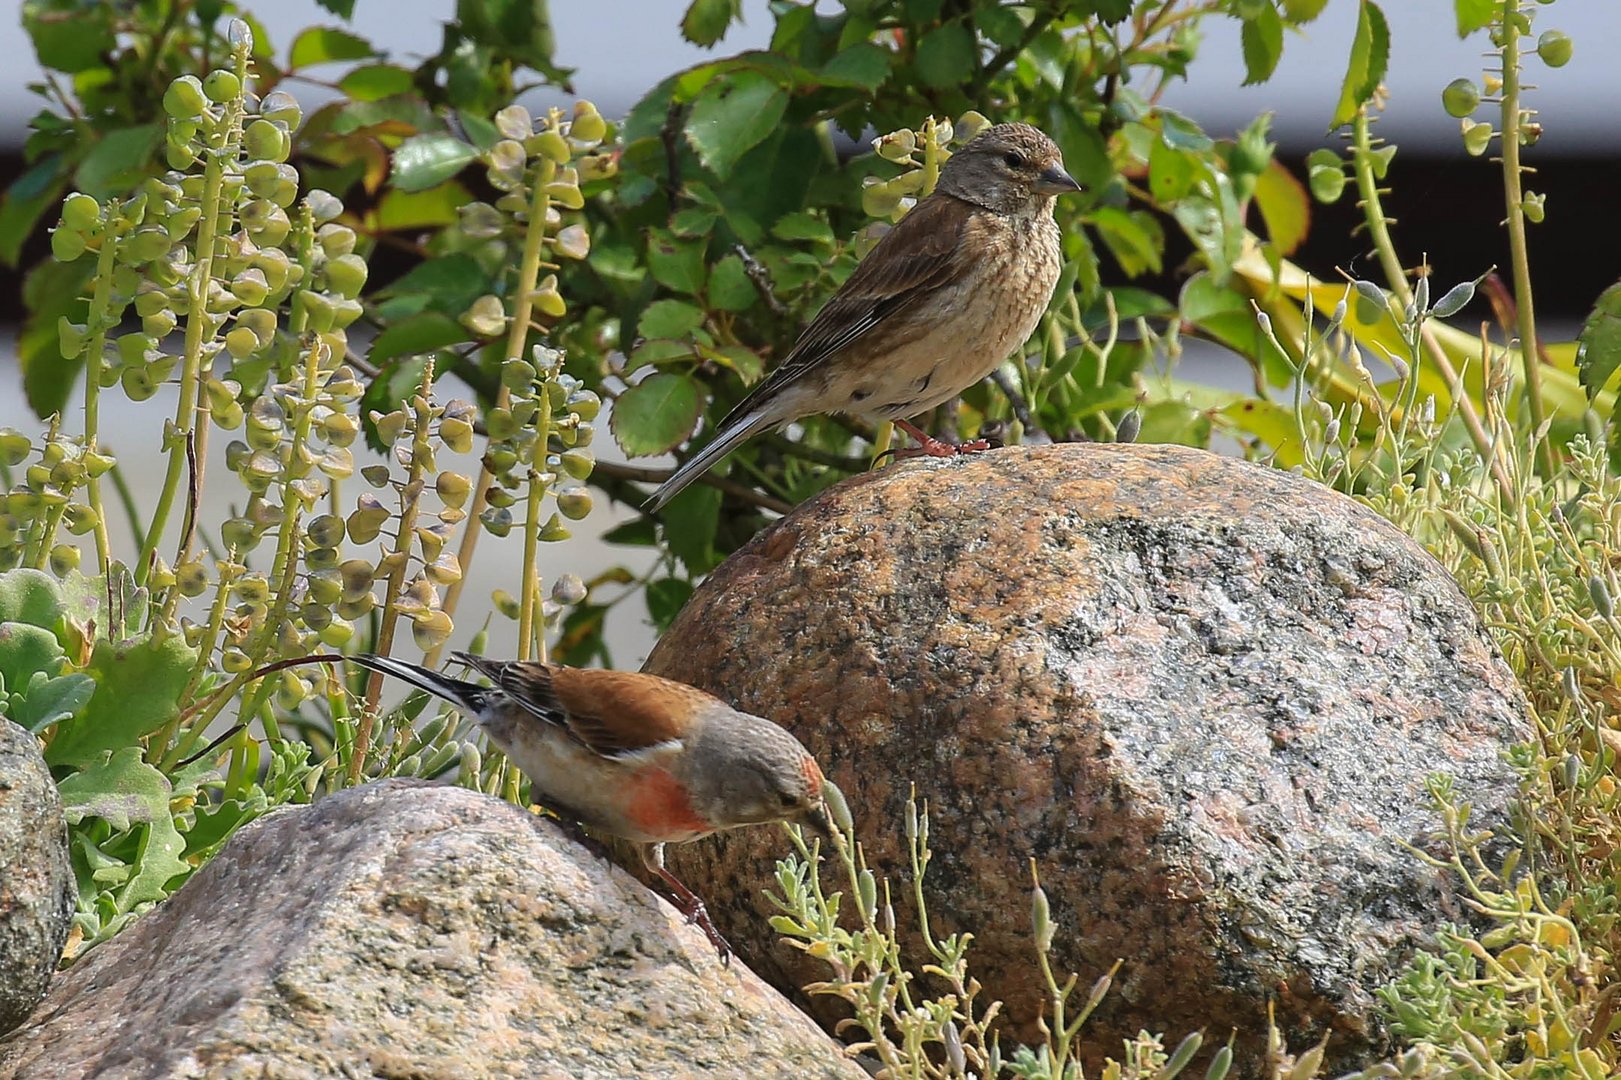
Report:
1136,399,1212,448
58,747,173,832
610,373,703,458
1577,281,1621,403
0,568,67,629
915,21,975,89
0,155,66,267
1091,0,1132,22
455,0,563,77
289,26,375,68
339,63,415,101
1330,0,1390,129
707,254,758,312
771,211,833,244
316,0,358,17
20,257,93,418
1453,0,1493,35
46,633,198,768
1148,139,1195,203
645,229,707,295
685,70,789,180
1240,4,1284,86
373,182,470,231
390,134,478,193
12,671,95,733
0,623,65,694
1253,159,1310,256
646,577,696,632
820,43,891,91
368,312,467,367
1091,207,1163,277
23,1,116,73
1282,0,1330,21
682,0,742,47
74,124,163,198
376,253,491,317
639,299,707,340
660,482,723,573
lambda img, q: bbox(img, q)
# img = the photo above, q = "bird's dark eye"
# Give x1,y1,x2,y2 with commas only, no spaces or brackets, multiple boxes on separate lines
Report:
1003,151,1025,169
779,791,799,808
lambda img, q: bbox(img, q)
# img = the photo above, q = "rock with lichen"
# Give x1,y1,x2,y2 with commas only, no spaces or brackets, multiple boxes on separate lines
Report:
0,718,73,1037
0,779,865,1080
646,442,1531,1073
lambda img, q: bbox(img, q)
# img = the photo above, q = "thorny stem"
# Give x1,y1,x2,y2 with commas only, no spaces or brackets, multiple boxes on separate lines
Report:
1496,0,1555,477
430,144,557,669
1348,109,1513,502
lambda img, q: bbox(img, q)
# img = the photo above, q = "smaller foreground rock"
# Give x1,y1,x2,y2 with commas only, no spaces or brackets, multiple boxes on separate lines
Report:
0,779,864,1080
0,719,73,1037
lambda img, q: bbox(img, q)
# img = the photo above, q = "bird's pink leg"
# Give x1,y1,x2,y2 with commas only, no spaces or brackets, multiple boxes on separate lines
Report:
893,419,991,458
643,843,732,964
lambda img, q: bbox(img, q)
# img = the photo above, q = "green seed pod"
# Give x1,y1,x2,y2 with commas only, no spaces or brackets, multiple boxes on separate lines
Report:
318,616,355,648
346,504,389,544
479,506,514,537
1441,78,1479,118
306,568,343,606
260,90,303,128
339,558,376,600
570,100,606,145
823,780,853,836
306,513,346,548
435,471,472,507
225,326,260,359
532,129,571,164
121,365,158,401
324,253,368,299
555,488,593,520
56,318,88,360
566,390,602,421
492,588,521,619
61,192,101,233
162,76,208,120
230,269,270,307
243,119,291,163
1204,1046,1233,1080
233,573,271,603
438,417,474,454
203,69,242,103
1162,1032,1203,1079
300,290,337,333
424,553,461,585
559,449,593,480
412,610,453,651
1461,119,1493,156
1537,30,1573,68
552,223,589,260
321,412,359,447
551,574,586,605
538,512,571,542
317,223,357,257
63,503,99,535
48,544,81,576
176,559,210,596
50,227,87,262
1590,574,1614,619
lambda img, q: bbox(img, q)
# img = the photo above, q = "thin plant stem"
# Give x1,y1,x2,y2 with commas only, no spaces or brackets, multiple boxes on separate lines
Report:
1496,0,1555,477
80,218,119,576
429,145,557,669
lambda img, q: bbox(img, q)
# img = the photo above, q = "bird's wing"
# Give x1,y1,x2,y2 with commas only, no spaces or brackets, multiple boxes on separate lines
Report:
453,653,699,761
716,192,977,427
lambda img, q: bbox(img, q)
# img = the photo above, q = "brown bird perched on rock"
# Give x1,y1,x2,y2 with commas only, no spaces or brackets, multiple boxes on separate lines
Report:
645,121,1080,512
345,651,829,962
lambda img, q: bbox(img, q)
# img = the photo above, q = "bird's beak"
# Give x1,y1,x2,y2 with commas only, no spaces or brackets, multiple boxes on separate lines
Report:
800,803,832,840
1035,164,1082,196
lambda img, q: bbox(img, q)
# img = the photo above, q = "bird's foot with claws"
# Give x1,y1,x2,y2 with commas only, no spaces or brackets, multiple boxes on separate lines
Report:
880,420,992,462
676,895,733,966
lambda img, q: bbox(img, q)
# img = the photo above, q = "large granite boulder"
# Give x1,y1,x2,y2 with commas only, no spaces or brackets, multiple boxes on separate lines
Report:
0,719,73,1036
644,443,1531,1072
0,779,865,1080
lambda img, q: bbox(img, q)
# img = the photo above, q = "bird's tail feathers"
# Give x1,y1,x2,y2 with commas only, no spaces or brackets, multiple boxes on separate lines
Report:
350,653,490,714
644,408,776,513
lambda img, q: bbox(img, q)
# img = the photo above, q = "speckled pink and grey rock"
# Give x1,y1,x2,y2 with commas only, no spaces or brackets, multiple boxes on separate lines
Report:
0,780,865,1080
644,443,1531,1072
0,719,72,1037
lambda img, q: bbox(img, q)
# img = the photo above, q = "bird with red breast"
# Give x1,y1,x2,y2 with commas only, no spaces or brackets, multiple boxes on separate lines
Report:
347,651,829,963
645,121,1081,511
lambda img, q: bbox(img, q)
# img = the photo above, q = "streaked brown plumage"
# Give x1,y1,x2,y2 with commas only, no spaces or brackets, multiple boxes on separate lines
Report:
647,121,1080,511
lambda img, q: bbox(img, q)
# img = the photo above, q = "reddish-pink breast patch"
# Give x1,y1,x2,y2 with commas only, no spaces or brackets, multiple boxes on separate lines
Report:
626,766,713,840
